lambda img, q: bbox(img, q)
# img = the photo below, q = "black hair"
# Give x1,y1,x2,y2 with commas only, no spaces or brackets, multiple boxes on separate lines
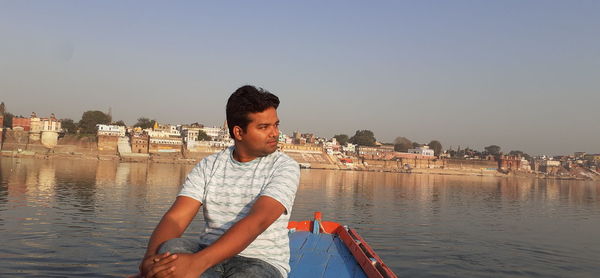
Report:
226,85,280,138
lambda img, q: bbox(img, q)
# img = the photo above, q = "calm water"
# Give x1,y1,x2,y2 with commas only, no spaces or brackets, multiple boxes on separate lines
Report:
1,158,599,277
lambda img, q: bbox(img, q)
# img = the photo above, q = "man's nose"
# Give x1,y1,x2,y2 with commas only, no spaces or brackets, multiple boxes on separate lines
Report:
270,126,279,138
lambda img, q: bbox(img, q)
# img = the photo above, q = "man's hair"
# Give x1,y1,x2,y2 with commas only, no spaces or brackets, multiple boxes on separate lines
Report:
226,85,280,138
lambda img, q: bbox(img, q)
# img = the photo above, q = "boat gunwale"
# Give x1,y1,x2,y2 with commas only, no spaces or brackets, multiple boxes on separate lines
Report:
288,215,397,278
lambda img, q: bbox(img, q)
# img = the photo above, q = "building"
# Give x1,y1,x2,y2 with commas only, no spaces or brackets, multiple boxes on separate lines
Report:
149,123,180,138
97,124,126,137
408,146,435,157
303,133,316,144
574,152,586,159
356,145,396,159
12,117,31,131
197,126,230,141
584,154,600,162
278,132,291,144
41,115,61,132
28,115,43,142
498,155,531,172
96,124,124,153
149,137,183,153
278,143,322,153
40,114,61,148
540,160,561,175
130,132,149,154
148,122,183,153
323,140,341,155
342,143,356,154
180,125,203,143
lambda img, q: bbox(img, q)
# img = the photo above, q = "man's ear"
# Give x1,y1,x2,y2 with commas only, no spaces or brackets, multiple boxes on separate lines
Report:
233,126,244,141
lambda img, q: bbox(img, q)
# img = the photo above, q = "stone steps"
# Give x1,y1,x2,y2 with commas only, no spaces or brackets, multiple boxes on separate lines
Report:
118,136,132,154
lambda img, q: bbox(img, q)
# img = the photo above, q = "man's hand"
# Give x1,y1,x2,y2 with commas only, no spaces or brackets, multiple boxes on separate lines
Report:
146,253,205,278
140,197,202,276
139,252,173,277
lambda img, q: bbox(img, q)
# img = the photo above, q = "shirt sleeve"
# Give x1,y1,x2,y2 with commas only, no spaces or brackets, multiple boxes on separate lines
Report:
260,158,300,215
178,160,207,204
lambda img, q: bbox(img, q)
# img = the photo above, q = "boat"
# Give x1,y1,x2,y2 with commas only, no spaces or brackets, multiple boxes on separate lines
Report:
288,212,397,278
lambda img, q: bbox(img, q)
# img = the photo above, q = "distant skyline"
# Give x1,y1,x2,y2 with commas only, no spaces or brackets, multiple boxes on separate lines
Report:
1,1,599,156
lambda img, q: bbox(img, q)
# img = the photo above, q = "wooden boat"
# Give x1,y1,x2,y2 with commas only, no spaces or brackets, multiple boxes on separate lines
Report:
287,212,397,278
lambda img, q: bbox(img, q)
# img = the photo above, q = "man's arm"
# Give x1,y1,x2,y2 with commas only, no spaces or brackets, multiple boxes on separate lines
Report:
144,196,202,256
139,196,201,276
151,195,285,276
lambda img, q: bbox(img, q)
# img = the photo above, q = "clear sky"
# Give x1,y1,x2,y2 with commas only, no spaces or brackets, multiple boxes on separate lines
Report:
1,1,598,156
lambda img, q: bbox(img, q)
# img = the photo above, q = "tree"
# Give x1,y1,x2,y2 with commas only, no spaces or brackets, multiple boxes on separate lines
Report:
333,134,349,145
78,110,111,134
134,117,156,129
349,130,376,146
113,120,126,126
393,136,412,152
3,112,13,128
60,118,77,134
412,142,421,148
197,130,210,141
509,150,531,161
484,145,501,156
428,140,443,156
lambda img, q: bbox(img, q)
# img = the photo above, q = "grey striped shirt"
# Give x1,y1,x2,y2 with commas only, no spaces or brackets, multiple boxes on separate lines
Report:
178,146,300,277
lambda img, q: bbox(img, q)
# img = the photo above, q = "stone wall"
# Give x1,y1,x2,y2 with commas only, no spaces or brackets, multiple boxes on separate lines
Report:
2,129,29,151
97,135,119,154
53,135,98,154
149,143,182,154
444,159,498,170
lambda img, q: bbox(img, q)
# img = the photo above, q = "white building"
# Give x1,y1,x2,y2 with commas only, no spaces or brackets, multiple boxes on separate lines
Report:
199,126,230,141
342,143,356,153
408,146,435,156
42,118,61,132
180,127,201,143
97,124,126,137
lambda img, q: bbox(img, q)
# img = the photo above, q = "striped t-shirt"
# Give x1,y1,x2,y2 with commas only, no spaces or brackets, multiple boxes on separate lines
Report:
178,146,300,277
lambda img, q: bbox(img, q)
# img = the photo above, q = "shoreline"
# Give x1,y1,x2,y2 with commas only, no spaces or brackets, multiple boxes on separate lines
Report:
1,151,593,181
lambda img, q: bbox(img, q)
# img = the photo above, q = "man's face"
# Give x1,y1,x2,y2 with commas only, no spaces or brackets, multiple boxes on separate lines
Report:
238,107,280,157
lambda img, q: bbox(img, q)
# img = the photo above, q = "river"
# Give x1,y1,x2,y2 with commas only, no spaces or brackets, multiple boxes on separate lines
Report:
1,158,599,277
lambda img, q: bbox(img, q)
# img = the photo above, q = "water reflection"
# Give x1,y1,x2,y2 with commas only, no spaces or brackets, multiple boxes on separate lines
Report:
0,159,599,277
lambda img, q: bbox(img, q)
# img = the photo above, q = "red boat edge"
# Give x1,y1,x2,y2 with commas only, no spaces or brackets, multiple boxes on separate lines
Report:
288,212,397,278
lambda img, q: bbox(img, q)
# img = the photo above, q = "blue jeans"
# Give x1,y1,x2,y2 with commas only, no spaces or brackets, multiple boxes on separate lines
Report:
157,238,283,278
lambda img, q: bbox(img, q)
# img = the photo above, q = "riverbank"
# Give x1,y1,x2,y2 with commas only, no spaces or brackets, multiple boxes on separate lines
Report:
1,150,595,181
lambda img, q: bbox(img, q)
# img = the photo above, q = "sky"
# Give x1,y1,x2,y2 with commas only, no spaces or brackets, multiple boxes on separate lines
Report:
1,1,598,156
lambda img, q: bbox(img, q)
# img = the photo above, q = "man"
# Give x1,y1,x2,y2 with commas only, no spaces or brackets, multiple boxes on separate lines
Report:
138,85,300,278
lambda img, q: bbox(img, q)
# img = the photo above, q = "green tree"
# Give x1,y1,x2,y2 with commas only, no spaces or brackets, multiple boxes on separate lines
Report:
333,134,349,145
349,130,376,146
60,118,77,134
428,140,443,156
134,117,156,129
197,130,210,141
3,112,13,128
484,145,502,156
78,110,111,134
393,136,412,152
412,142,421,148
113,120,126,126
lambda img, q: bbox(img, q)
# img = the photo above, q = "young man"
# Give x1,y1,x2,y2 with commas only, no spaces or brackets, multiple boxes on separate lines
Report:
138,86,300,278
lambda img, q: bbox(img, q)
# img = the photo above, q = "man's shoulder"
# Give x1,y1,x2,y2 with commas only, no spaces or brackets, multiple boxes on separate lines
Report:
195,147,231,169
268,151,299,170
